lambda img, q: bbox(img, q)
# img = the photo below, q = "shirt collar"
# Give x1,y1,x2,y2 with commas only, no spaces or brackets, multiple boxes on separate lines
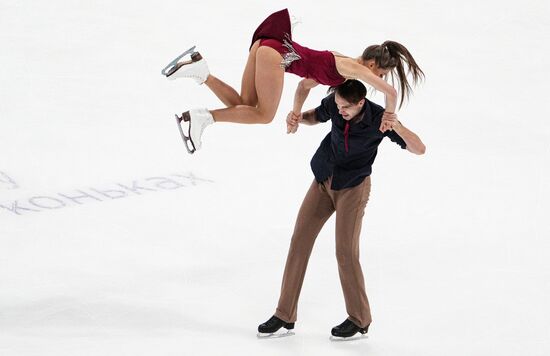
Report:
350,99,372,125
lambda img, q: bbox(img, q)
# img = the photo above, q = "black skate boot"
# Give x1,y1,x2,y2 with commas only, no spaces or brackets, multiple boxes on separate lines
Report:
330,319,369,339
257,315,295,338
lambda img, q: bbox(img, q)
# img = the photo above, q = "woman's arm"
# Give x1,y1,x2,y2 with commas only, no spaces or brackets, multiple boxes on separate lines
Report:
293,79,319,114
334,58,398,113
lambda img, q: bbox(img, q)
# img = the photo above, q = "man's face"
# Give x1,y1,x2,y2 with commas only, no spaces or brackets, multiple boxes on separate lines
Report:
335,94,365,121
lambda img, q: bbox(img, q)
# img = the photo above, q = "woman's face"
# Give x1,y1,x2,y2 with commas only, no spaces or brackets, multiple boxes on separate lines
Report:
363,59,391,78
373,66,390,79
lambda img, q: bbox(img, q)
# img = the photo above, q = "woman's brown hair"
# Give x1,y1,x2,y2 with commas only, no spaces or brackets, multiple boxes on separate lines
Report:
362,41,424,109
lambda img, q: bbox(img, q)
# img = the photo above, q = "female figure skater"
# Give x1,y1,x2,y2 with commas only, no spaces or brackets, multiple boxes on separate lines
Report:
162,8,423,153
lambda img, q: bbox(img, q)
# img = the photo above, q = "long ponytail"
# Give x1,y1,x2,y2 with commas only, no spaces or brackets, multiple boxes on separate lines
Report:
362,41,424,109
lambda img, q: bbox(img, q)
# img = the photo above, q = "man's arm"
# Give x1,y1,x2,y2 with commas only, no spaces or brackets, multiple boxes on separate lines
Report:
393,121,426,155
299,109,319,126
286,109,320,133
382,112,426,155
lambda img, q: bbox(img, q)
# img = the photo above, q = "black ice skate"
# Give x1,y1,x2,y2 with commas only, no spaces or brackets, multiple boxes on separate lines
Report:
257,315,295,338
330,319,369,341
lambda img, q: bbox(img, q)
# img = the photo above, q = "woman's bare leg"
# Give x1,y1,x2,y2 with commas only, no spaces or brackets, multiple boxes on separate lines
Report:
210,45,284,124
204,75,242,107
202,40,261,107
240,40,260,106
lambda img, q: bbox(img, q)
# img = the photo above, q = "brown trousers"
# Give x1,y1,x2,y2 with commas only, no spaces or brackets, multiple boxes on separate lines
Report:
274,176,372,328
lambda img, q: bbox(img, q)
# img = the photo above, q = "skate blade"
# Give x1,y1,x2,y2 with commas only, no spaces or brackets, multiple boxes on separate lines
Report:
167,53,204,80
161,46,196,76
256,330,295,339
175,113,196,154
329,334,368,342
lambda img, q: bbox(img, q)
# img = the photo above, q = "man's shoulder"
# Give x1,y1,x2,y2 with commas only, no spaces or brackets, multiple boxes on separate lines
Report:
364,98,384,116
355,98,384,125
315,92,337,122
321,92,337,107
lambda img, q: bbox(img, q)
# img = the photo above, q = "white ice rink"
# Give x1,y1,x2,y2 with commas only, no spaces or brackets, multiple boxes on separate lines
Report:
1,0,549,355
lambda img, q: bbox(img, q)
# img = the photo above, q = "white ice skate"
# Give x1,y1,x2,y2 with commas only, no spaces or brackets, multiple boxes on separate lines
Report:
290,15,302,33
175,108,214,154
161,46,209,84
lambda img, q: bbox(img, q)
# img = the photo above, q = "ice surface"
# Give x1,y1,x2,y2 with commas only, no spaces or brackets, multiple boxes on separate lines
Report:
1,0,549,355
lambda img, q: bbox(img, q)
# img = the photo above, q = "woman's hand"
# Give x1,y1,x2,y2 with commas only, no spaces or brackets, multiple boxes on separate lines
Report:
380,112,400,132
286,111,301,134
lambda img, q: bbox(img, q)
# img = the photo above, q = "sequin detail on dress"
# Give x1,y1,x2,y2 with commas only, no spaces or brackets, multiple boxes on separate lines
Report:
280,35,302,69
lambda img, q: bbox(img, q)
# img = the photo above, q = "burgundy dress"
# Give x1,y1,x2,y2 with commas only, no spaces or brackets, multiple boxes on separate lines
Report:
250,9,346,87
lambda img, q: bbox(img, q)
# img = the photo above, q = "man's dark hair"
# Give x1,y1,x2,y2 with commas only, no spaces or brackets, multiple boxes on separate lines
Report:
328,80,366,104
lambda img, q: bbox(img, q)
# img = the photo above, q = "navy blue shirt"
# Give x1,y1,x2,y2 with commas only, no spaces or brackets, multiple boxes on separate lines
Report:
311,93,407,190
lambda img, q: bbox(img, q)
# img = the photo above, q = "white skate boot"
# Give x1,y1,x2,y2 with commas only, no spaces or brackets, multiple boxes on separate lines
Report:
175,108,214,154
290,15,302,33
161,46,210,84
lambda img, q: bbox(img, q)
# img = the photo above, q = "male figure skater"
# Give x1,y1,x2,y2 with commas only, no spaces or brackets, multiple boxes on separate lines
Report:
258,80,426,338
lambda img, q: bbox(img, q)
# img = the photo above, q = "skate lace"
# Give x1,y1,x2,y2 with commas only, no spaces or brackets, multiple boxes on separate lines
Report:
185,74,202,80
176,61,207,83
196,111,213,131
181,73,205,84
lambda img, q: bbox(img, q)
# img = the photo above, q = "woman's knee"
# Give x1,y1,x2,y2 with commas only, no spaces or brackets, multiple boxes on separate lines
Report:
258,113,275,124
253,108,275,124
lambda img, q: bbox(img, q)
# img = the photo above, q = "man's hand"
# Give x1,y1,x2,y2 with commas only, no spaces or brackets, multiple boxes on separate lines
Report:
286,111,301,134
381,113,426,154
380,112,400,132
